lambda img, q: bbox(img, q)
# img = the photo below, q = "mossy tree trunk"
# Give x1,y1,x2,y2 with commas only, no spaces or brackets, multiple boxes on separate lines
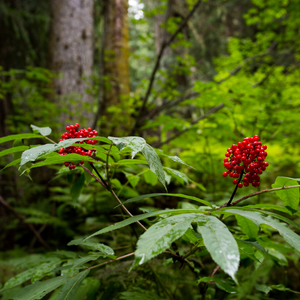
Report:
101,0,131,136
49,0,94,129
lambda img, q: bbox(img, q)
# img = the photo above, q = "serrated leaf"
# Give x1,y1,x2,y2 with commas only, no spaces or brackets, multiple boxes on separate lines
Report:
272,177,299,210
72,254,102,268
56,270,89,300
196,215,240,282
115,193,212,208
30,125,52,137
70,174,85,202
224,209,300,253
84,209,204,240
0,146,29,158
142,144,166,190
131,214,199,269
164,167,189,185
67,238,114,256
0,133,42,144
108,136,146,158
213,276,236,293
236,215,259,238
11,276,68,300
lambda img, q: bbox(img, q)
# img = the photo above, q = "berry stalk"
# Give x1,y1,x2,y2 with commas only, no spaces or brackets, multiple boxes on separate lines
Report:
227,170,244,206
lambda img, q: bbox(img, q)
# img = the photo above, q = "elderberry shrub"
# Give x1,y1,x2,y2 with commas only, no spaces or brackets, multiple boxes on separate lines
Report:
58,123,98,170
222,135,268,188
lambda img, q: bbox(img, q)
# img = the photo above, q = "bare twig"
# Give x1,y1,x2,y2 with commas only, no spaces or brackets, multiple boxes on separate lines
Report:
154,103,224,147
132,0,203,133
0,195,51,250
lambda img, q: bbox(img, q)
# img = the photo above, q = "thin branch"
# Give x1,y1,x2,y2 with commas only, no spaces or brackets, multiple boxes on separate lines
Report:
211,265,220,277
87,252,135,271
132,0,203,133
154,103,224,147
44,136,56,144
216,41,278,85
0,195,51,250
218,184,300,209
80,164,106,187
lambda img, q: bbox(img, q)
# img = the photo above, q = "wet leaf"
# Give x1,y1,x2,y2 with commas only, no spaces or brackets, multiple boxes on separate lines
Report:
131,214,199,269
197,215,240,282
30,125,52,137
0,133,41,144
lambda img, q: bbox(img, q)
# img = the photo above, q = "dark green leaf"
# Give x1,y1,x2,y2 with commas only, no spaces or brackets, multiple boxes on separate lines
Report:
115,193,212,208
213,276,236,293
70,174,85,202
197,215,240,282
235,215,259,238
56,270,90,300
12,276,68,300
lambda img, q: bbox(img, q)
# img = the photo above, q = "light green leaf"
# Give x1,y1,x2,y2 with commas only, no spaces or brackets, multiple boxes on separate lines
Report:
31,262,60,283
272,176,299,210
255,284,272,294
131,214,199,269
157,150,195,169
11,276,68,300
85,209,204,240
70,174,85,202
108,136,146,158
56,270,89,300
111,159,148,166
0,133,42,144
0,146,29,158
164,167,189,185
224,209,300,252
244,204,294,215
235,215,259,238
271,284,300,294
30,125,52,137
115,193,212,208
143,169,158,186
67,238,114,256
197,215,240,282
142,144,166,190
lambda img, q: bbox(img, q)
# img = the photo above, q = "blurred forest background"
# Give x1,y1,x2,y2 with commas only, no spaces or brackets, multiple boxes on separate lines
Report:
1,0,300,299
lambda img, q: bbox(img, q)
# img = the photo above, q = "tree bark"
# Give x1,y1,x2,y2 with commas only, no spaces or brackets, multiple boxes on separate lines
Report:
49,0,94,129
101,0,130,136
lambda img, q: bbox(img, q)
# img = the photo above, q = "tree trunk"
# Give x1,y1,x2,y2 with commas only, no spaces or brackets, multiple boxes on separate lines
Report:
101,0,130,136
49,0,94,129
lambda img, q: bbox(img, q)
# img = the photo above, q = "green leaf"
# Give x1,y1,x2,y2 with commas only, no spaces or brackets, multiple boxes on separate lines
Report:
30,125,52,137
272,176,299,210
143,169,158,186
157,150,195,169
244,204,294,215
271,284,300,294
0,146,29,158
255,284,272,294
224,209,300,252
213,276,236,294
196,215,240,282
70,174,85,202
142,144,166,190
31,261,60,283
111,159,148,166
0,133,42,144
56,270,90,300
131,214,198,269
67,238,114,256
108,136,146,158
164,167,189,185
85,209,204,240
116,193,211,209
72,254,102,268
11,276,68,300
235,215,259,238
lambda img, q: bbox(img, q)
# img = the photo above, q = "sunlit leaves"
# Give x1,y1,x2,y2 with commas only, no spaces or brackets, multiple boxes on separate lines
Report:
30,125,52,137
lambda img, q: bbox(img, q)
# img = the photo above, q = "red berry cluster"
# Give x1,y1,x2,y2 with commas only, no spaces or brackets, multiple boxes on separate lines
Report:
222,135,268,188
58,123,98,170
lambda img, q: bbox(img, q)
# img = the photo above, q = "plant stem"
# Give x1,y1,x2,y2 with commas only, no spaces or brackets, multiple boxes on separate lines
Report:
227,171,244,206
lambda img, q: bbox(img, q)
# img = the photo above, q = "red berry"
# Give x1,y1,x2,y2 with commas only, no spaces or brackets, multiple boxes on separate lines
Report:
233,179,238,185
238,183,243,188
223,172,228,177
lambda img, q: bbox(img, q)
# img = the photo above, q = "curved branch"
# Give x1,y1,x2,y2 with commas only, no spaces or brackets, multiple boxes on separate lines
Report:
132,0,203,133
